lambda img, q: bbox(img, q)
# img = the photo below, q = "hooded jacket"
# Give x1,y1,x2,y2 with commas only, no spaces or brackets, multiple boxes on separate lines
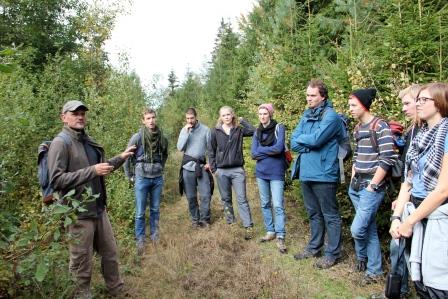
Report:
290,100,342,182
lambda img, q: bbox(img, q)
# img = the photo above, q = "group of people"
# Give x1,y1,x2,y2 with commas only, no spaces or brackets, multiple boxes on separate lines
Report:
47,78,448,298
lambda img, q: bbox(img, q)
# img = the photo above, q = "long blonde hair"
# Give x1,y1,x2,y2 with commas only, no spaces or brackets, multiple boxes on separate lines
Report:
216,106,240,127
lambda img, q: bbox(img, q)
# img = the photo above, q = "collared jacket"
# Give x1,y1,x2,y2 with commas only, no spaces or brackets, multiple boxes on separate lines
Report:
209,119,254,172
48,126,125,219
290,100,342,182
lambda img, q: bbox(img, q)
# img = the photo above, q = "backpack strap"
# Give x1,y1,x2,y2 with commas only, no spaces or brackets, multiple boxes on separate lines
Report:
274,123,289,151
354,118,382,152
368,117,382,153
56,131,71,147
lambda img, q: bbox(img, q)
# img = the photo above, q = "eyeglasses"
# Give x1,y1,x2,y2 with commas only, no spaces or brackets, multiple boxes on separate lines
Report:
415,97,434,104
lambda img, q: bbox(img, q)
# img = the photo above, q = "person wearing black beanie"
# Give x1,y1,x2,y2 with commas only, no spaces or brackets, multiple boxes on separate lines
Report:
351,88,377,111
348,88,399,285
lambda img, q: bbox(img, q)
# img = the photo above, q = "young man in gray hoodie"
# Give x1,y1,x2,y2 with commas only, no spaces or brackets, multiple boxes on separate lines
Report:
177,107,213,228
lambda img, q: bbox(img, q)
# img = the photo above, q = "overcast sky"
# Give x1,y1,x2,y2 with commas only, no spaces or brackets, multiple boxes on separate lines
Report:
104,0,255,88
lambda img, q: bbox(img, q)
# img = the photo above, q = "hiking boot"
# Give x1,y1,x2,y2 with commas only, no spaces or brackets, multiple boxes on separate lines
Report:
314,256,339,269
293,250,320,260
355,260,367,272
276,238,287,254
361,273,383,286
244,227,253,240
191,221,200,229
198,221,210,228
136,241,145,256
108,284,131,298
259,232,276,243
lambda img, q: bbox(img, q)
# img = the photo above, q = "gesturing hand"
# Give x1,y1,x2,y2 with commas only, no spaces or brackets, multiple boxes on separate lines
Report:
95,163,114,176
120,145,137,159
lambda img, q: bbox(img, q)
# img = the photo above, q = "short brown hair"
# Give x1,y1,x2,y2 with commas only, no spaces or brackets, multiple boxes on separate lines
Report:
142,107,157,118
185,107,197,117
307,79,328,99
418,82,448,117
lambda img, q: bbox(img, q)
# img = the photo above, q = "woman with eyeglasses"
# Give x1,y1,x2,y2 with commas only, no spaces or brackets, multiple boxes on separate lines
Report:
389,82,448,298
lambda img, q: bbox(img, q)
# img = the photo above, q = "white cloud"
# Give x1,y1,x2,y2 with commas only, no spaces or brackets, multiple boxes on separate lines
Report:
104,0,255,88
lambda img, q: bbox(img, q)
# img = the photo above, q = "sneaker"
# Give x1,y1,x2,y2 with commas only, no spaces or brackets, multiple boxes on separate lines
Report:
276,238,287,254
136,241,145,256
355,260,367,272
314,256,339,269
361,273,383,286
259,232,276,242
244,227,253,240
224,207,236,224
293,250,320,260
192,221,200,229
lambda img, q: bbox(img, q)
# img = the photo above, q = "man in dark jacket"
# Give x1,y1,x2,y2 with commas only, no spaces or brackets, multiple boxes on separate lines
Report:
290,79,343,269
48,100,135,298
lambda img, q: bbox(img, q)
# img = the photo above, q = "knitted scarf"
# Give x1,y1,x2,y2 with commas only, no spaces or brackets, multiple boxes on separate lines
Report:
405,117,448,191
141,126,165,163
256,119,278,146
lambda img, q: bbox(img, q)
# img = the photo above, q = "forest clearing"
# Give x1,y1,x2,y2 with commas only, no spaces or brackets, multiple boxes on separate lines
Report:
1,0,446,298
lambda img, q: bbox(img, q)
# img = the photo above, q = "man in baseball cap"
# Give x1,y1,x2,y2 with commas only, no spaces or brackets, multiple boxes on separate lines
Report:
61,100,89,113
48,99,135,297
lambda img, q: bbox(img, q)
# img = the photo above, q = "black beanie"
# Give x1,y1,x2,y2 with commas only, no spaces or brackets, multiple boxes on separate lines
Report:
351,88,377,111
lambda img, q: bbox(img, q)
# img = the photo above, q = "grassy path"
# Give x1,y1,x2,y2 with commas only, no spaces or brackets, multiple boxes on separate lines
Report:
113,169,389,298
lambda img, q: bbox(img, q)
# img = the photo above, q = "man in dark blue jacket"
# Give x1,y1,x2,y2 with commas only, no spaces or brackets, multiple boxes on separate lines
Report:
291,79,343,269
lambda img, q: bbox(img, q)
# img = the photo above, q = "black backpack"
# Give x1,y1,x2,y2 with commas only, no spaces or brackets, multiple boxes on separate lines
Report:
37,132,70,204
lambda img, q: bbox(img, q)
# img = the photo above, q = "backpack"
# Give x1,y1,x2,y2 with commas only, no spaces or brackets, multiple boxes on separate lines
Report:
354,118,405,180
320,108,353,183
274,124,293,168
38,132,70,205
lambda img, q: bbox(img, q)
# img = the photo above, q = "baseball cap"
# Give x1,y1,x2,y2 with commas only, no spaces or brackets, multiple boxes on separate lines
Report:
62,100,89,113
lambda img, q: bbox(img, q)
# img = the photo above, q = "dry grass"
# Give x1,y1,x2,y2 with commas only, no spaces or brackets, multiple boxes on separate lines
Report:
103,179,393,299
88,153,406,298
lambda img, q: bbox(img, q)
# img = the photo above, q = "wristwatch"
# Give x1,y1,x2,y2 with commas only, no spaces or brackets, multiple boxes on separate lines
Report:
390,215,401,222
369,183,380,191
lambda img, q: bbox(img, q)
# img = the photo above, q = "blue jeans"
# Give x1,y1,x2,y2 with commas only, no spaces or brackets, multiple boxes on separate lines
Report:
134,175,164,242
301,181,342,259
349,186,384,276
390,239,409,294
256,178,286,239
